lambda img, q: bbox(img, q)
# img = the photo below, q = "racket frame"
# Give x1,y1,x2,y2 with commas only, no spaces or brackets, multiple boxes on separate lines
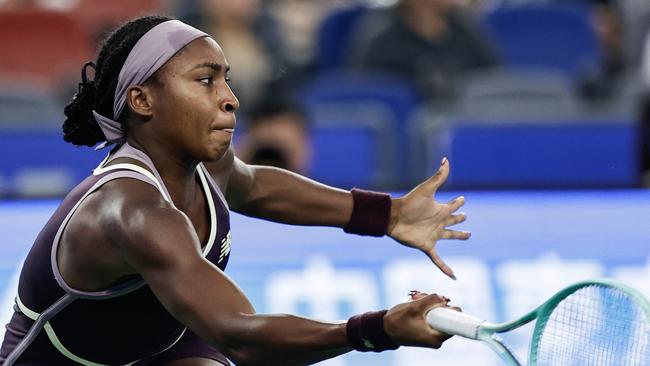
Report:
527,278,650,365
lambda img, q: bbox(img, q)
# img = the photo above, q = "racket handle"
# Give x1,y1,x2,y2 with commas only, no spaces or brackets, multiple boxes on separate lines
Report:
426,307,485,339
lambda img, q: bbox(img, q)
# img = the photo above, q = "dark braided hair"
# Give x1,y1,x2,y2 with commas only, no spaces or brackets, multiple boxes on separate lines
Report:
63,15,172,147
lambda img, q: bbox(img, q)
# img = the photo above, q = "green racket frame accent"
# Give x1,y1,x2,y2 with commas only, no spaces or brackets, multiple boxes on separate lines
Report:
473,278,650,366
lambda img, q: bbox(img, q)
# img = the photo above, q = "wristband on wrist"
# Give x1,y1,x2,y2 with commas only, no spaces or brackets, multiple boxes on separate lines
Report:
343,188,391,237
346,310,400,352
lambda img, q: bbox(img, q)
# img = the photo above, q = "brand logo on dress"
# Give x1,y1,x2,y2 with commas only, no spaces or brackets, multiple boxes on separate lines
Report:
218,231,231,263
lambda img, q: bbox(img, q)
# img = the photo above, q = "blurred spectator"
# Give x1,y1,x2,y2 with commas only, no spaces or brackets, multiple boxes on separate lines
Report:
644,31,650,87
640,100,650,187
261,0,360,96
449,0,502,14
640,30,650,187
487,0,625,98
266,0,352,68
580,0,625,99
620,0,650,68
237,95,312,175
347,0,499,101
0,0,72,11
590,0,623,74
178,0,290,107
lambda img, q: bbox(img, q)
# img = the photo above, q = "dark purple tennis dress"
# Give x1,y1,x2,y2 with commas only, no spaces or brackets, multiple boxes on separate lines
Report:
0,143,232,365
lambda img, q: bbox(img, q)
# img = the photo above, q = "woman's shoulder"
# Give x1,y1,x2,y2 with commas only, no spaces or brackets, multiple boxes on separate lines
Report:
59,175,186,291
61,174,171,245
72,178,189,259
92,177,174,220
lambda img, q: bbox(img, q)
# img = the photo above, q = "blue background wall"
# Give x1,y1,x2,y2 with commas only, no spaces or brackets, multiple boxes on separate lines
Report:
1,190,649,365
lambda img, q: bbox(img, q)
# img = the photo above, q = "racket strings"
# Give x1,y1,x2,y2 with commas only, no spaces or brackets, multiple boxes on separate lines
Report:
533,285,650,366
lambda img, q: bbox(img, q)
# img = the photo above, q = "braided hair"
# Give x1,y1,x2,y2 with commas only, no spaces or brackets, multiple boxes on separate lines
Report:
62,15,172,147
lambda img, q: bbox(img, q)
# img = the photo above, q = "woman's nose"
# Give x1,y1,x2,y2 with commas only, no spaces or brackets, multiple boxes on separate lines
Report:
221,86,240,113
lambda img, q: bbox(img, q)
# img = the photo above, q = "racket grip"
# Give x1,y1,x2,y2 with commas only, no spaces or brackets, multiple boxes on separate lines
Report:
426,307,485,339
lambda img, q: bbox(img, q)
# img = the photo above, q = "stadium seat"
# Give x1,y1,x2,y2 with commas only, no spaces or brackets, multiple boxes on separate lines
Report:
298,71,421,183
299,71,420,125
0,76,105,197
453,67,582,120
0,11,92,86
410,113,638,189
316,5,368,71
485,6,602,78
453,119,636,189
0,78,61,128
408,66,638,188
0,129,107,197
306,102,398,189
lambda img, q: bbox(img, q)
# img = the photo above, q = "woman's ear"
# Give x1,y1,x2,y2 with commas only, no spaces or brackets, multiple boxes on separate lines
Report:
125,85,154,118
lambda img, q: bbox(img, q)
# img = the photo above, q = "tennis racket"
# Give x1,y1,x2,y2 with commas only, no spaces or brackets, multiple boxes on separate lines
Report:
426,278,650,365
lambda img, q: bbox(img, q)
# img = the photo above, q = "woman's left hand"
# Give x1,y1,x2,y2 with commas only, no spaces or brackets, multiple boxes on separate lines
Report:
387,158,470,280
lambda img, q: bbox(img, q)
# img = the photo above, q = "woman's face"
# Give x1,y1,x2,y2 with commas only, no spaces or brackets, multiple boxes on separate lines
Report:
146,36,240,163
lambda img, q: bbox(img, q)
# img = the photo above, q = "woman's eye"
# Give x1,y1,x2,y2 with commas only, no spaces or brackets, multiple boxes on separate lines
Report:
199,77,213,85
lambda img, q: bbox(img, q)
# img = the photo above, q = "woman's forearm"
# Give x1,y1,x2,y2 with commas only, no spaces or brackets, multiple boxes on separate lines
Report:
233,165,354,227
221,314,351,366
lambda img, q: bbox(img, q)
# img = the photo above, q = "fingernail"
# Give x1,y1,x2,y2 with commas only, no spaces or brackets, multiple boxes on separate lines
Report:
441,157,448,166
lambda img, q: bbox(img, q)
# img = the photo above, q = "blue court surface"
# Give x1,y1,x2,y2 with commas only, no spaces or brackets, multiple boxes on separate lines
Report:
1,190,649,366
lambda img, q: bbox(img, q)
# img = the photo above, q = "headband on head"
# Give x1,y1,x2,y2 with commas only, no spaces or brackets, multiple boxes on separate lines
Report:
92,20,209,150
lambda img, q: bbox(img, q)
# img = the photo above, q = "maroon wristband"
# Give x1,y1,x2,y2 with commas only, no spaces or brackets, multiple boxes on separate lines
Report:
343,188,391,237
346,310,399,352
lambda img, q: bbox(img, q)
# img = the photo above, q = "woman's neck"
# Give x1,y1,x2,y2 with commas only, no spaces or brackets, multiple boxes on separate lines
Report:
126,138,199,211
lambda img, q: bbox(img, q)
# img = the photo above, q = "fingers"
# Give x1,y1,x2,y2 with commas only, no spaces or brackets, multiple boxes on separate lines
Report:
408,291,451,303
427,249,456,280
447,195,465,213
419,157,450,196
423,297,459,346
418,294,456,347
449,305,462,313
441,205,470,239
409,292,448,305
397,292,460,349
409,290,428,301
440,229,471,240
443,212,466,227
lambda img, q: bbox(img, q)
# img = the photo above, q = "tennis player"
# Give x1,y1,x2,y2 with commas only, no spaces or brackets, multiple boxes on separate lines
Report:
0,15,469,365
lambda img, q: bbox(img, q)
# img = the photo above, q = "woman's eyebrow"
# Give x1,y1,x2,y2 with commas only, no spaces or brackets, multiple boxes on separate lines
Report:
190,62,231,72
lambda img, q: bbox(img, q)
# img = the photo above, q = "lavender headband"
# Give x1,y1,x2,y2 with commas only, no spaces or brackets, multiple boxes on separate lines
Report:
92,20,208,149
